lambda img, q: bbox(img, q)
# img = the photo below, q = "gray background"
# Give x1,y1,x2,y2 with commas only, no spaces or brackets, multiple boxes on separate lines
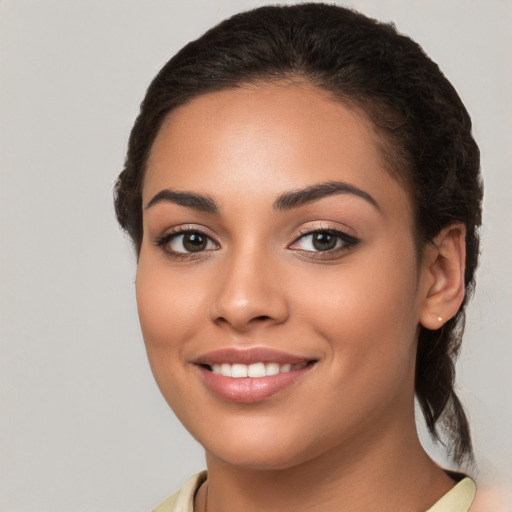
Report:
1,0,510,510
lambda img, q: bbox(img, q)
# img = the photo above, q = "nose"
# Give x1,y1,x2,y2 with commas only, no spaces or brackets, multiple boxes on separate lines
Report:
208,249,289,332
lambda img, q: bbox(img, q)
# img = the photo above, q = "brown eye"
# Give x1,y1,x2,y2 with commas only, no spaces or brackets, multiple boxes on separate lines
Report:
289,228,360,258
294,230,342,252
182,232,207,252
311,232,338,251
157,230,219,255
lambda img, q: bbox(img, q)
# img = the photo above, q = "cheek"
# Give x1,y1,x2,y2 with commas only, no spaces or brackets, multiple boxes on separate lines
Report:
136,258,203,345
292,245,420,385
135,258,205,398
135,261,206,417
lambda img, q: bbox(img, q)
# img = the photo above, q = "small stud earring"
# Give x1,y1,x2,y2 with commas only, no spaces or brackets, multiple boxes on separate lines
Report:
437,316,443,322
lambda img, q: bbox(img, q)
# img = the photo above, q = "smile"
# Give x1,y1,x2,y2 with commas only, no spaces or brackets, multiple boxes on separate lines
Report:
208,362,309,378
194,348,317,403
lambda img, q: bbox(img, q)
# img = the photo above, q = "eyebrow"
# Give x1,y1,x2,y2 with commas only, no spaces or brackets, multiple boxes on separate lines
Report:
273,181,380,211
145,189,219,213
145,180,379,214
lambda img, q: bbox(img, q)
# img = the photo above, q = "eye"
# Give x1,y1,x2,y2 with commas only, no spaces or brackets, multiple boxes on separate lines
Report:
155,229,219,256
290,229,359,255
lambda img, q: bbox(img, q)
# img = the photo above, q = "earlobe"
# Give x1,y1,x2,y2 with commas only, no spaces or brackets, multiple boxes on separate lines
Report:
419,224,466,330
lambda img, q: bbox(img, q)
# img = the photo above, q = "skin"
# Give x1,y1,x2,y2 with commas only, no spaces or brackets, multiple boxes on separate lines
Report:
137,82,466,511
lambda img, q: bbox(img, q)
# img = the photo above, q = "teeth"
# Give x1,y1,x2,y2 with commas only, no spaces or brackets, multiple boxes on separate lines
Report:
231,364,248,378
221,363,231,377
266,362,280,376
247,362,266,378
209,361,307,378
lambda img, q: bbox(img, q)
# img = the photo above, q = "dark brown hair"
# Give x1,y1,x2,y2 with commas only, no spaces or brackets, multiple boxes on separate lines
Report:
114,3,482,464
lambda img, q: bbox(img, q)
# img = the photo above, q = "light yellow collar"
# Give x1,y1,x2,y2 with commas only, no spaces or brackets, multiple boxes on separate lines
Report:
427,477,476,512
154,472,476,512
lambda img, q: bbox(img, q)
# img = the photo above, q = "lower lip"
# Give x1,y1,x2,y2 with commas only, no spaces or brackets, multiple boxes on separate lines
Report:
198,365,313,403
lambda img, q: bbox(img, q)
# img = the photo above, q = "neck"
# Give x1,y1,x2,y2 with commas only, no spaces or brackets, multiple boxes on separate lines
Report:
196,415,455,512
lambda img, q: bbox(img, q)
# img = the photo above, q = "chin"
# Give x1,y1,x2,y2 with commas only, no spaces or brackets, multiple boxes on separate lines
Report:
197,424,324,472
209,446,312,472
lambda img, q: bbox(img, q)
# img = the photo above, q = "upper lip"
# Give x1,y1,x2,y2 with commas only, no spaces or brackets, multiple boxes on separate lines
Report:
193,347,315,366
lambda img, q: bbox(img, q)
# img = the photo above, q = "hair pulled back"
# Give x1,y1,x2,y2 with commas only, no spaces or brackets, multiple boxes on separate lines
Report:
115,3,482,464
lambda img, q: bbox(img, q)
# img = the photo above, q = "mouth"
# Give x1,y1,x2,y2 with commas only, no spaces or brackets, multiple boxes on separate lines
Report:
201,361,312,378
193,348,318,403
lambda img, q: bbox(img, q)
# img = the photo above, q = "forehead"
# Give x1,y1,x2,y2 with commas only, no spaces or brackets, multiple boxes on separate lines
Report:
144,82,412,220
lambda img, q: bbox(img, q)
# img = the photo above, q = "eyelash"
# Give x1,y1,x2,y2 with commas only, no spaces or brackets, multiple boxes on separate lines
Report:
289,228,360,259
155,227,219,260
154,226,359,260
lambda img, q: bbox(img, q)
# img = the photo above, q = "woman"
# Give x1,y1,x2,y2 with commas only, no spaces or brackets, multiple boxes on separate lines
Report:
114,4,482,511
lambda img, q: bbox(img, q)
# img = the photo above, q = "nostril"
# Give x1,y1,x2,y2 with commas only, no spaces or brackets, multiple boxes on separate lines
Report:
210,296,289,330
213,314,274,330
253,315,272,322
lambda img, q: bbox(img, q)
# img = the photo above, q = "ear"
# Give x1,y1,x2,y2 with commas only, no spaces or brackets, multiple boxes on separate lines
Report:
419,224,466,330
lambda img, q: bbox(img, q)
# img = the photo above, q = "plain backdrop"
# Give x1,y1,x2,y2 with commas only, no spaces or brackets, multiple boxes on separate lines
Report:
1,0,511,511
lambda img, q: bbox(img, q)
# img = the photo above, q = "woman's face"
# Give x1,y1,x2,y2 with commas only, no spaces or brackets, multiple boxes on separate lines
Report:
137,83,431,470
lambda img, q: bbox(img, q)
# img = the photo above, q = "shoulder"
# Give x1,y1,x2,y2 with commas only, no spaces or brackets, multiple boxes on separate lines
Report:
152,472,207,512
426,477,477,512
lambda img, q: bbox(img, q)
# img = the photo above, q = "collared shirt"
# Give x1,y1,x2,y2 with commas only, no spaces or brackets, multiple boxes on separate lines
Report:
153,471,476,512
